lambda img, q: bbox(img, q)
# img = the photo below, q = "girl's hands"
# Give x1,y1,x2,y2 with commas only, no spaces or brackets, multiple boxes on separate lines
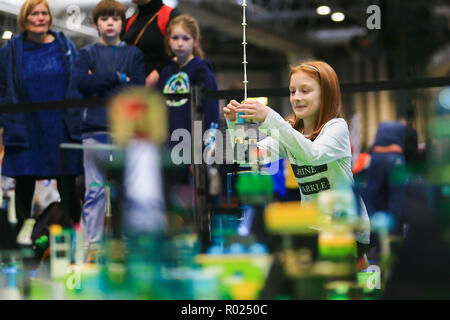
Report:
236,100,271,122
223,99,239,121
223,99,272,122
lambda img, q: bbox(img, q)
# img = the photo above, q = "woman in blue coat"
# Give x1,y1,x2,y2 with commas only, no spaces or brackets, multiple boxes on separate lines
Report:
0,0,83,236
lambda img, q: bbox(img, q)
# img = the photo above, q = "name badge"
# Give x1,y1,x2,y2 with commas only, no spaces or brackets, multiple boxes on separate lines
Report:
291,164,328,179
299,178,331,195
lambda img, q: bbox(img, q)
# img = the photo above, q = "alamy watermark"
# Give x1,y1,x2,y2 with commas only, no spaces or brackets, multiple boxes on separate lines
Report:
365,265,381,290
66,265,81,290
64,3,381,31
66,5,83,30
170,121,280,173
366,5,381,30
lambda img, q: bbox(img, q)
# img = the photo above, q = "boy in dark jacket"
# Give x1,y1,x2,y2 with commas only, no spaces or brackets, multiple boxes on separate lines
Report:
74,0,145,258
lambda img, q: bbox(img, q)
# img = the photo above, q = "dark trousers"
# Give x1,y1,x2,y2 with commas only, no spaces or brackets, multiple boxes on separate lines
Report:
357,242,371,259
14,176,81,234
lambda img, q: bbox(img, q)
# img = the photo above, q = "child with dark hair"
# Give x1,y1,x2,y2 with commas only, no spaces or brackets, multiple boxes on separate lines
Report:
74,0,146,258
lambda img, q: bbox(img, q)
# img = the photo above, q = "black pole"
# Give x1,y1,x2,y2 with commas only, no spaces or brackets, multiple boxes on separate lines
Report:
191,85,210,252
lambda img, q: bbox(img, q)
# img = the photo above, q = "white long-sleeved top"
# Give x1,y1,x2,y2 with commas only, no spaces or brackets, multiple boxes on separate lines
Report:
227,109,370,244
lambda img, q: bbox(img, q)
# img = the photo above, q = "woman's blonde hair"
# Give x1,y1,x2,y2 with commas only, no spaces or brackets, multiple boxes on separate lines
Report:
165,14,204,59
286,60,344,141
17,0,53,32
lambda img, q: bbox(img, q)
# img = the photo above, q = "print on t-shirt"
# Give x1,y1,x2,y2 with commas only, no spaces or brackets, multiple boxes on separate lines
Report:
299,178,331,195
291,163,328,179
163,72,189,107
289,162,330,195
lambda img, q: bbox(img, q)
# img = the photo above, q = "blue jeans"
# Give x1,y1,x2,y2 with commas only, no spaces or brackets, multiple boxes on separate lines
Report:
363,152,407,234
81,133,113,248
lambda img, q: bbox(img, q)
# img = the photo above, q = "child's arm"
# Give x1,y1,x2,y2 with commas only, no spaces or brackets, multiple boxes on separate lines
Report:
104,48,146,96
224,101,287,164
122,48,146,86
260,109,351,165
225,118,286,164
74,49,124,96
66,39,84,100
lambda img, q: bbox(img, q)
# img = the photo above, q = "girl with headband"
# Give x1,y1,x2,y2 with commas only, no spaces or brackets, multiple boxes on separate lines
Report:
224,61,371,257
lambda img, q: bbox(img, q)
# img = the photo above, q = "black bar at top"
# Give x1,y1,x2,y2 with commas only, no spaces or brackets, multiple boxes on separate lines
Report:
0,77,449,114
206,77,450,100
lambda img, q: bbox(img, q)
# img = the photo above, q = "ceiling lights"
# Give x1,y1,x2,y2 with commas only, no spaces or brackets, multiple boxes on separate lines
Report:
316,5,346,22
2,30,13,39
316,6,331,15
331,12,345,22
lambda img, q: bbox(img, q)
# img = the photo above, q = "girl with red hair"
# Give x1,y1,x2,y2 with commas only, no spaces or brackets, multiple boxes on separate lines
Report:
224,61,370,256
